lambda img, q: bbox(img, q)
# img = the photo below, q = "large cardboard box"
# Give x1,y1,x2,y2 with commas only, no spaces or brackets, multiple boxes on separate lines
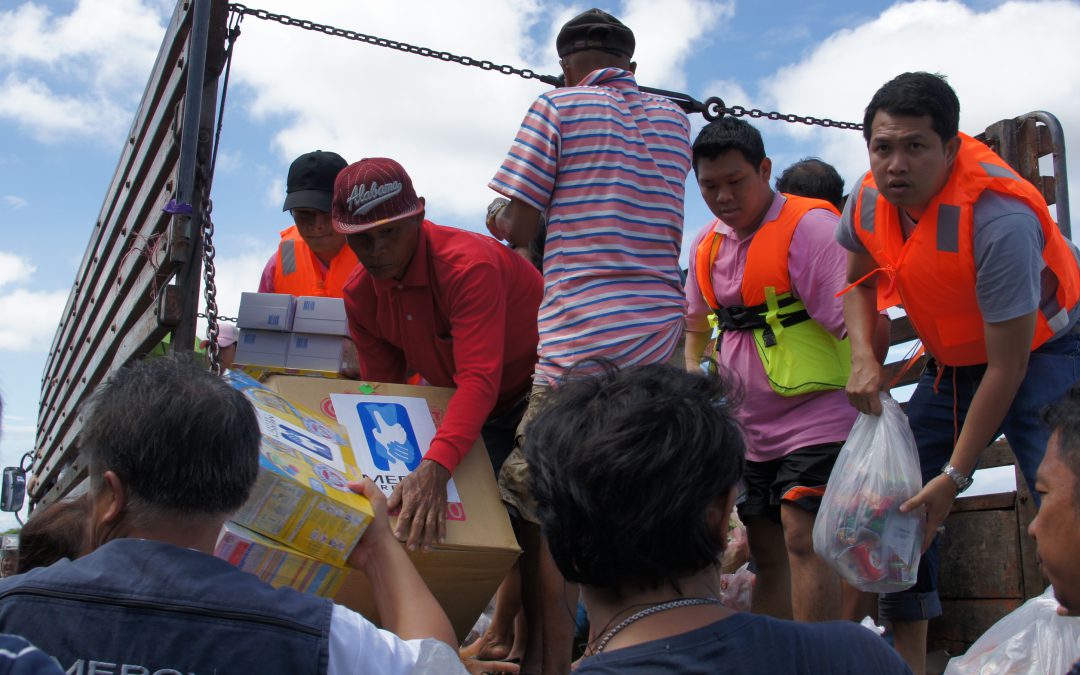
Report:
263,375,521,641
225,371,375,566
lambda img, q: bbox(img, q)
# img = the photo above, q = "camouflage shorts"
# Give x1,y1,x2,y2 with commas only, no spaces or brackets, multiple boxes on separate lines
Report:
496,384,549,524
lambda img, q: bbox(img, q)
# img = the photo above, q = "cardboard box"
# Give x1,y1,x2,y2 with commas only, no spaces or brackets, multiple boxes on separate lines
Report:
263,375,521,641
286,333,345,374
293,296,349,336
235,329,290,368
224,370,375,566
215,521,347,598
240,364,348,380
237,292,295,331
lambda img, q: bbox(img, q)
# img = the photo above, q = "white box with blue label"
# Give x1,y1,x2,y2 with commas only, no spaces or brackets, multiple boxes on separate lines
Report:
235,329,290,368
237,292,295,331
286,333,346,373
224,370,374,566
293,296,349,336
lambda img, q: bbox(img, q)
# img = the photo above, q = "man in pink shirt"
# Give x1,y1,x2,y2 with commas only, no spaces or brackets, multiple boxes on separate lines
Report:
684,118,856,622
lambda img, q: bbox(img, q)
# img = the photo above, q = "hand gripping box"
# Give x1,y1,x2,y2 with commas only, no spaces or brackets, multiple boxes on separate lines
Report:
237,292,296,331
262,374,521,642
224,370,374,566
215,521,348,598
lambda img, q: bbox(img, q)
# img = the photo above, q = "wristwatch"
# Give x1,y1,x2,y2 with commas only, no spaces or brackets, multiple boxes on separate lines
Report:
941,463,973,493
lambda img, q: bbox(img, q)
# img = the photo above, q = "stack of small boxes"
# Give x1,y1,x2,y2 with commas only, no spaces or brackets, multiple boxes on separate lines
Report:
234,292,349,375
214,370,375,599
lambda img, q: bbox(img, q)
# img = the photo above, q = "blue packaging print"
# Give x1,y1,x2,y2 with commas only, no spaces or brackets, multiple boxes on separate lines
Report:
356,402,422,472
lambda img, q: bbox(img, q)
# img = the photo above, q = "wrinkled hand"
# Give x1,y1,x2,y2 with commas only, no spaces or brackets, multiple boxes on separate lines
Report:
900,474,957,552
486,198,510,240
346,478,393,572
387,459,450,552
846,356,883,415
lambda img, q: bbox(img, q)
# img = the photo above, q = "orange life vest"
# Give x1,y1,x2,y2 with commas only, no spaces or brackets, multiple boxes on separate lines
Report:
694,194,850,397
694,194,840,309
272,226,359,298
851,133,1080,366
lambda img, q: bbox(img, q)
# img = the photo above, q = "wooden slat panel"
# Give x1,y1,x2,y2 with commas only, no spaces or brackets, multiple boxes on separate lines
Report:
939,509,1022,599
929,598,1023,652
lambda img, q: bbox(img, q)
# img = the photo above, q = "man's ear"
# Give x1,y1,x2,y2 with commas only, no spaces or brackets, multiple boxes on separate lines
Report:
760,157,773,184
945,135,961,166
98,471,126,526
629,61,637,74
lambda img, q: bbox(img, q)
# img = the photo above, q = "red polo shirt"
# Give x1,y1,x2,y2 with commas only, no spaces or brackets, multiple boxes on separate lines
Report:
343,220,542,473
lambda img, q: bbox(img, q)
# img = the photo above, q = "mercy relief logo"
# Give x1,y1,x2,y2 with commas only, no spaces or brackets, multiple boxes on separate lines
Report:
356,402,421,472
347,180,402,216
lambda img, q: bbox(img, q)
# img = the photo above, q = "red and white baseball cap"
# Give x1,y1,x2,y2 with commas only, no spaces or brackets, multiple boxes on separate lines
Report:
331,158,425,234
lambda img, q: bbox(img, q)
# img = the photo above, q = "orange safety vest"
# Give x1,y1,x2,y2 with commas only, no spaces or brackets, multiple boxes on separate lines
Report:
695,194,850,397
851,133,1080,366
272,226,359,298
695,194,840,309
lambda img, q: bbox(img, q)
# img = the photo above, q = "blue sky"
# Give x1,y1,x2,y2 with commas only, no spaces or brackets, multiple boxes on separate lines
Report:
2,0,1079,526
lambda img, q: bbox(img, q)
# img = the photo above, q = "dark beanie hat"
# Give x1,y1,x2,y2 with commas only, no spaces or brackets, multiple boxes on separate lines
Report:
556,9,635,59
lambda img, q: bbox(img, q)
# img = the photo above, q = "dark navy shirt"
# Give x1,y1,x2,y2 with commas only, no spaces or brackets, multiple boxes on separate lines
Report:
574,613,912,674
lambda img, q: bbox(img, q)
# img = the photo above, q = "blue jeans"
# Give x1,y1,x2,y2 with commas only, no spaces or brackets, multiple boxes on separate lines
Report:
879,331,1080,622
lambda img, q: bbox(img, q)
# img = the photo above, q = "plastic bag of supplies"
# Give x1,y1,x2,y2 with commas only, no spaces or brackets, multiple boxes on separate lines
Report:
812,393,924,593
944,587,1080,674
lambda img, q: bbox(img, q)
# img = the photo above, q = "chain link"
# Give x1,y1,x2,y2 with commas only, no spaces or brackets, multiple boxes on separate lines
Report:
227,4,861,130
199,178,222,375
228,4,561,86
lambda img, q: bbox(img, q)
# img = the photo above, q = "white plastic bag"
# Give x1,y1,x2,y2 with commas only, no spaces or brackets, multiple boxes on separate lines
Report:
720,562,754,612
944,587,1080,674
812,393,925,593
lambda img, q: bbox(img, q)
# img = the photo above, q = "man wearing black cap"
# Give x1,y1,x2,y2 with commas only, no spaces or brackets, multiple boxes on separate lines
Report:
258,150,359,298
487,9,692,674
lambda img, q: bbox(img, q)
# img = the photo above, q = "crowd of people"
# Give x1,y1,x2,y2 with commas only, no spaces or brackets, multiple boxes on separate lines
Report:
0,6,1078,675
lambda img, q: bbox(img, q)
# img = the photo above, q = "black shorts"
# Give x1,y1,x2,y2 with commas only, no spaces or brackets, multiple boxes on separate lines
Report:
736,442,842,524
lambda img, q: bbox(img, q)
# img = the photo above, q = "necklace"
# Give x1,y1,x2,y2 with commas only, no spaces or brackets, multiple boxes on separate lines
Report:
592,597,723,654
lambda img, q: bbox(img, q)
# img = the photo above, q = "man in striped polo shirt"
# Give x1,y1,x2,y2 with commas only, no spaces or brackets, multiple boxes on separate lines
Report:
486,8,691,673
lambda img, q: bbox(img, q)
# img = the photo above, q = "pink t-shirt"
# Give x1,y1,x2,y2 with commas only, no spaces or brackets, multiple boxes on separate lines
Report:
685,192,857,462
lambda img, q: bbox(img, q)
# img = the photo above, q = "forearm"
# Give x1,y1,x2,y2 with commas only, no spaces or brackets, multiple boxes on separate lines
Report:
494,199,541,248
684,329,710,371
359,537,456,645
948,358,1029,476
843,285,880,364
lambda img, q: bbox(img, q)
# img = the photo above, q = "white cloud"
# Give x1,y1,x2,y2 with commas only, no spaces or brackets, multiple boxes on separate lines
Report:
756,0,1080,207
0,288,67,351
197,248,276,337
2,195,26,210
230,0,727,222
0,73,130,141
0,0,163,141
0,251,34,289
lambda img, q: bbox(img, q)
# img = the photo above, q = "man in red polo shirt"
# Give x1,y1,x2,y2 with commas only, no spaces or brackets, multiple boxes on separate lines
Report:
333,157,543,552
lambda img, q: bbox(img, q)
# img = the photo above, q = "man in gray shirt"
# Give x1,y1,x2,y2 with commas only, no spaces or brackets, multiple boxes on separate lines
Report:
837,71,1080,675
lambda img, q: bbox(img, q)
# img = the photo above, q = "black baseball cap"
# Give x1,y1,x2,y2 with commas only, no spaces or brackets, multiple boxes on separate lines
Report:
556,9,635,59
282,150,348,212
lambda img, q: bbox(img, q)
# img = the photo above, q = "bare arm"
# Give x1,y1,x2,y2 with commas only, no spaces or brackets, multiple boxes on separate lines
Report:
488,198,542,248
684,329,711,372
347,479,456,646
902,311,1036,549
843,251,884,414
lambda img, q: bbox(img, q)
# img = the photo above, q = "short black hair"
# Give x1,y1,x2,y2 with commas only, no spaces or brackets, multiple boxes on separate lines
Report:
79,355,260,515
1042,384,1080,510
863,72,960,145
525,362,745,595
692,117,766,173
775,158,844,211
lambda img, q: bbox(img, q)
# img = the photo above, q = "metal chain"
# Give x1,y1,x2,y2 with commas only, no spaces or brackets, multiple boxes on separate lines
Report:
228,4,560,86
200,182,222,375
198,312,237,322
227,3,861,130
